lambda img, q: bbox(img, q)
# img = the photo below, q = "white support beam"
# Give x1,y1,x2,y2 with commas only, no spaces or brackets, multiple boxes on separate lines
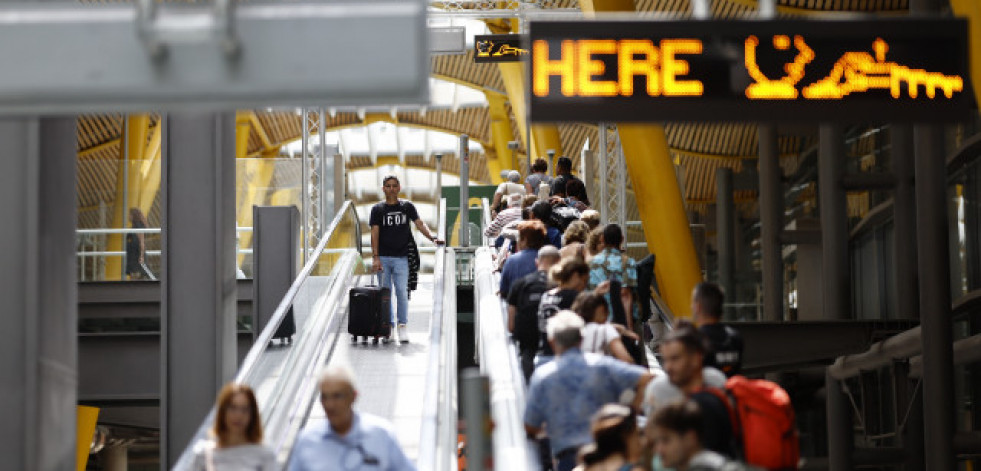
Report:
0,1,428,113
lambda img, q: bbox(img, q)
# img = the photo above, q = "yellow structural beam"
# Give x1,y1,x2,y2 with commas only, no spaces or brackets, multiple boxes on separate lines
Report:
951,0,981,112
234,112,277,270
133,124,162,214
75,406,99,471
582,0,703,319
486,92,514,182
106,114,150,280
487,19,563,166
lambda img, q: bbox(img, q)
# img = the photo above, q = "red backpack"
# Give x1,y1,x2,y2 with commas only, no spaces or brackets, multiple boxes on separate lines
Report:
706,376,800,470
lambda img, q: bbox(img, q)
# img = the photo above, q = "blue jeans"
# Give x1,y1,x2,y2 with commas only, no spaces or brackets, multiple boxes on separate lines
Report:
379,256,409,325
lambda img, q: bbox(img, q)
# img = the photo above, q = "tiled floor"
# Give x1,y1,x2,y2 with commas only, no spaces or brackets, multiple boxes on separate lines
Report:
305,275,435,462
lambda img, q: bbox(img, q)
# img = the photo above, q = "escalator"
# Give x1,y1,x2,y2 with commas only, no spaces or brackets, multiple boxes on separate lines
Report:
173,200,458,470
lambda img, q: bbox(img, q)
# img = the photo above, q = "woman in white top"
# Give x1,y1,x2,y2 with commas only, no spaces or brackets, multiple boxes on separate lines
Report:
491,170,527,217
572,290,637,364
192,383,276,471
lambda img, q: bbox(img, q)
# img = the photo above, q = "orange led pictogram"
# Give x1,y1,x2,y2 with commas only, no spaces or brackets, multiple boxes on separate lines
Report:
745,35,815,99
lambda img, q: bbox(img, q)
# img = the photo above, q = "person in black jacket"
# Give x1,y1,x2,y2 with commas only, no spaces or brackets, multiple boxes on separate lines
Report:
692,282,743,378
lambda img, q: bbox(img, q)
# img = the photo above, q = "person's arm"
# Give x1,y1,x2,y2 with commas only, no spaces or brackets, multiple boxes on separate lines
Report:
371,225,382,272
412,218,444,245
608,337,635,364
633,372,655,410
491,191,503,216
621,287,634,331
507,305,517,333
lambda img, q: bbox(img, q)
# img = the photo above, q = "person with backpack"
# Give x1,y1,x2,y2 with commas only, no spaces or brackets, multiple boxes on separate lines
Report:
525,158,554,195
648,400,758,471
588,224,638,332
536,258,593,366
551,156,587,202
507,245,562,380
692,282,744,377
531,200,563,248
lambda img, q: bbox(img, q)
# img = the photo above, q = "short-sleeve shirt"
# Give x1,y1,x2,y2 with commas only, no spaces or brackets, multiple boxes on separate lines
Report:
536,288,580,355
507,270,551,347
526,173,553,191
524,348,646,455
500,248,539,298
496,181,526,197
582,323,620,356
588,248,638,321
550,173,581,196
700,323,744,377
369,200,419,257
288,412,417,471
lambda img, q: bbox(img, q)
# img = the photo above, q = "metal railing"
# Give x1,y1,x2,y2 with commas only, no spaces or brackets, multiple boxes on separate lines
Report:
418,199,459,471
173,201,363,470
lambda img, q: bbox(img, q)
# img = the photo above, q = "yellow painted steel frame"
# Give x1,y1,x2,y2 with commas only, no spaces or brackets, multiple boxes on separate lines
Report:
582,0,703,318
951,0,981,112
106,114,150,280
486,92,512,181
76,405,99,471
235,112,277,269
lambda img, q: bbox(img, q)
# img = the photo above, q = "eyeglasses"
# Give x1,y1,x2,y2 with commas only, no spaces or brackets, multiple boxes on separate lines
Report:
342,443,380,469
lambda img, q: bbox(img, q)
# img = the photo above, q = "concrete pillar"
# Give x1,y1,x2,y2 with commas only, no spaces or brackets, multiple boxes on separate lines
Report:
757,125,783,321
716,167,735,316
160,113,238,467
891,125,919,320
253,206,300,335
914,124,955,470
819,125,850,320
0,117,78,471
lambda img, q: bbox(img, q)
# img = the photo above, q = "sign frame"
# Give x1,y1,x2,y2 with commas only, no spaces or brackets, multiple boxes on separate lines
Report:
528,18,973,123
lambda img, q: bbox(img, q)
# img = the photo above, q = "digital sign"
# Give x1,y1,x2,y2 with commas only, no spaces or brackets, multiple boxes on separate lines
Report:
528,19,973,123
474,34,529,63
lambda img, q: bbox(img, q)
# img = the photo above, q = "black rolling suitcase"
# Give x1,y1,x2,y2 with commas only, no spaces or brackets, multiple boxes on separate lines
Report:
348,275,392,343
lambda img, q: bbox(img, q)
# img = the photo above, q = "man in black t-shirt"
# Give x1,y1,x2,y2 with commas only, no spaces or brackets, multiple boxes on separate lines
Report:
549,156,586,202
692,282,743,377
506,245,561,380
370,175,443,344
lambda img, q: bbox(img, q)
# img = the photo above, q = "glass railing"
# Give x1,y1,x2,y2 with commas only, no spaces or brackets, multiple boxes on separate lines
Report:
173,200,365,470
417,199,459,471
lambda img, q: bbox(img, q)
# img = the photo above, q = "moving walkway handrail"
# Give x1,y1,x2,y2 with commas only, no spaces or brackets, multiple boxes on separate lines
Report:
418,199,459,471
173,201,362,470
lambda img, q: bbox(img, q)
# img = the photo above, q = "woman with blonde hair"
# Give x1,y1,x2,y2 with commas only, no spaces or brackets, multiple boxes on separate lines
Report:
192,383,276,470
560,220,591,260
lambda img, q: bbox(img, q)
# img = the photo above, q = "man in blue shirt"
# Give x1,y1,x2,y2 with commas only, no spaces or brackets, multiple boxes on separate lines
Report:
499,220,547,298
289,365,416,471
524,311,653,471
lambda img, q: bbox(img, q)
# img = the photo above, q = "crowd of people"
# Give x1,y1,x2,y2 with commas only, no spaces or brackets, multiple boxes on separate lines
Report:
490,159,789,471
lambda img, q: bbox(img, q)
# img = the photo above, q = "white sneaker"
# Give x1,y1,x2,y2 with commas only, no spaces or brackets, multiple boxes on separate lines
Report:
397,324,409,344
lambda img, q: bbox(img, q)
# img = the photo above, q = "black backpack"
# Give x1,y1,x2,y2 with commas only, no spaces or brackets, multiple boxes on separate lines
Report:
550,205,581,232
513,272,549,346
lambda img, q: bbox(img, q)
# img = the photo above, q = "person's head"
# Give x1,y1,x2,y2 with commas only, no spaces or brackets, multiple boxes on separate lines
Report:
572,291,609,324
546,310,584,353
692,282,725,326
532,158,549,174
586,227,605,257
579,404,641,466
549,257,590,290
580,209,601,230
129,207,148,226
601,224,624,251
530,201,553,226
212,383,263,446
536,245,561,272
381,175,401,202
522,194,539,209
516,220,547,251
557,156,573,174
660,322,706,392
507,170,521,183
562,220,590,247
318,365,358,433
650,400,704,470
565,179,589,206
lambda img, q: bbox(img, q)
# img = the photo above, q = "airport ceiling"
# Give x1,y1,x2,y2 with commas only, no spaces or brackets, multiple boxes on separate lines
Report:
75,0,909,228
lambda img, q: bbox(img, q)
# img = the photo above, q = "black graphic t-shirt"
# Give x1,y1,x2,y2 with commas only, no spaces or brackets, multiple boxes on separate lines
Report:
369,200,419,257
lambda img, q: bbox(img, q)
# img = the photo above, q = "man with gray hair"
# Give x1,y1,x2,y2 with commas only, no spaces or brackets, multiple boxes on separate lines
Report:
524,311,653,471
506,244,561,380
289,365,416,471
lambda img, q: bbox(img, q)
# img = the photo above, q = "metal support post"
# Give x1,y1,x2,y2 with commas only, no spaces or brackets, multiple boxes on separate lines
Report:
334,151,344,214
758,125,783,321
253,206,300,337
436,153,443,238
160,112,238,467
318,109,328,237
460,135,470,247
894,361,925,470
0,117,78,471
891,125,919,320
462,369,491,471
819,125,850,320
300,110,309,264
716,167,735,314
826,371,854,470
914,123,955,470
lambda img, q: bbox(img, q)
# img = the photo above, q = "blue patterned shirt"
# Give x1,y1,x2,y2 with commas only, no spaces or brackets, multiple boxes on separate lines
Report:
523,348,646,454
588,248,639,322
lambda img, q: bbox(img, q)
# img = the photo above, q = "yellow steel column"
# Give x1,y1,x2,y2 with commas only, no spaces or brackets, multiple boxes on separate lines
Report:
581,0,703,318
951,0,981,110
106,114,150,280
486,91,512,181
488,20,563,166
234,113,276,270
133,123,162,214
75,406,99,471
